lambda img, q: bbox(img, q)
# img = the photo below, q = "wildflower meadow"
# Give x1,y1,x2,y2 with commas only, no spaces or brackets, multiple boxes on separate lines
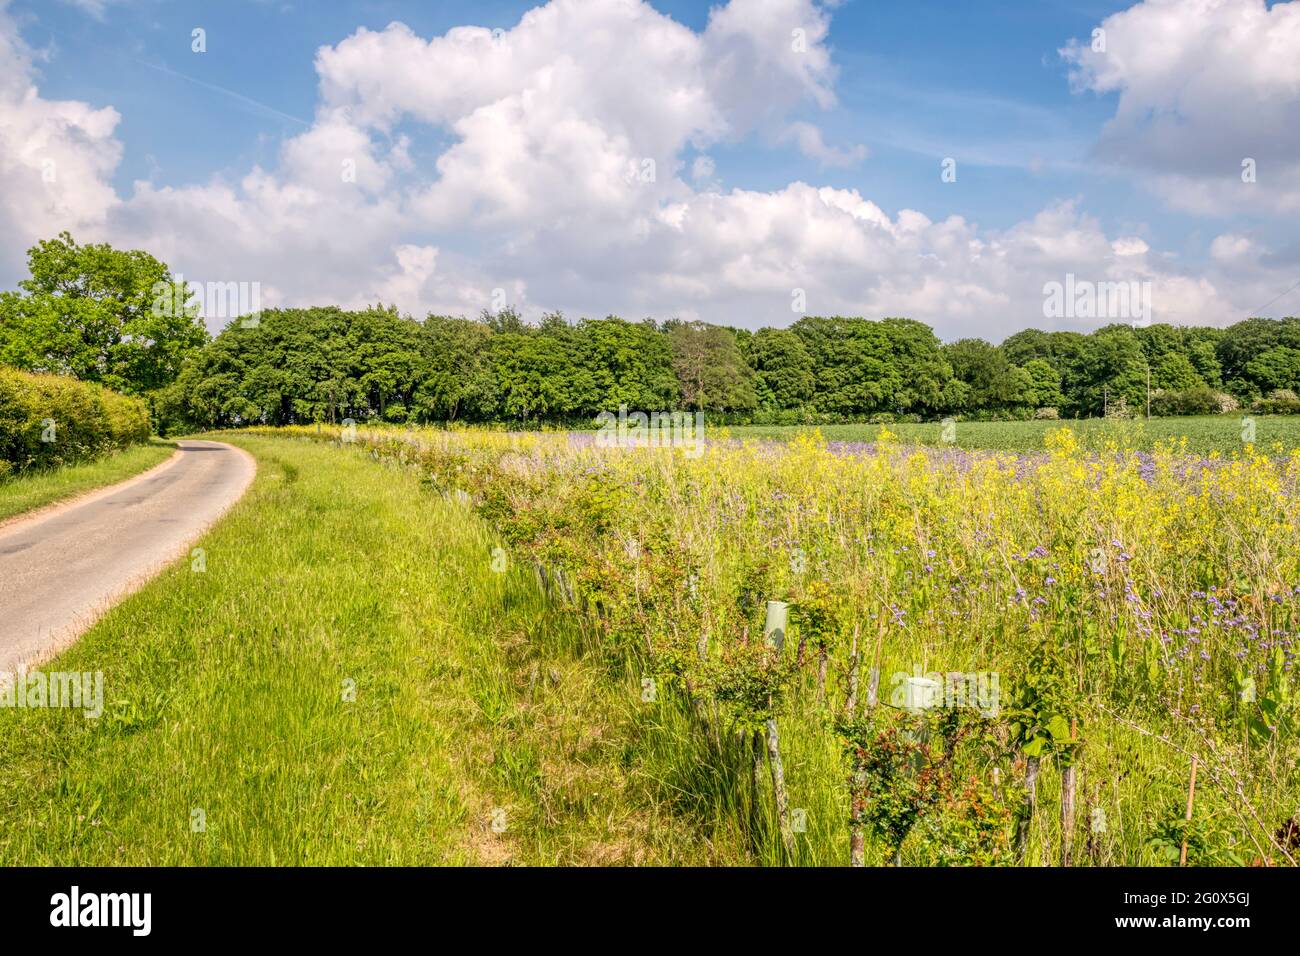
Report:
255,422,1300,867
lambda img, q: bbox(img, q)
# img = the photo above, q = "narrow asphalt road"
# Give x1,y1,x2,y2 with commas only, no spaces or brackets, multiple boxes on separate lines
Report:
0,440,256,673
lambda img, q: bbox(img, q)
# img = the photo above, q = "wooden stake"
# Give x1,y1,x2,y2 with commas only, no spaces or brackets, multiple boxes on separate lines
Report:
850,813,865,864
816,645,828,704
1061,719,1078,867
845,621,860,716
765,716,795,860
1180,756,1199,867
1017,757,1040,860
849,766,866,867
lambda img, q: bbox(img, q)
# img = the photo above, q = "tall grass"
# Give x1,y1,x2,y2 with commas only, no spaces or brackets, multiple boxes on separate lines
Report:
0,435,745,865
263,422,1300,867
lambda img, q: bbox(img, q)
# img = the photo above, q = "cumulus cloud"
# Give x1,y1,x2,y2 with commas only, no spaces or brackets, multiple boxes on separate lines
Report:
1062,0,1300,215
1,0,1296,337
0,1,122,270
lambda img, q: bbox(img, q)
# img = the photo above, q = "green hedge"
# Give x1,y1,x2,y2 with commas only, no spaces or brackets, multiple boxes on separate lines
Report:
0,368,150,477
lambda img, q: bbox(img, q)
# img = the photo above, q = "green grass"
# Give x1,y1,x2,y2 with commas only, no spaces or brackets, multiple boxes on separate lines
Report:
269,424,1298,868
0,434,743,865
721,415,1300,455
0,439,176,523
10,428,1267,866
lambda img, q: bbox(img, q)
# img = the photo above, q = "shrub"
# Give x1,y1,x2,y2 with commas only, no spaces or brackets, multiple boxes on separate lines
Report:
1150,386,1221,417
1033,407,1059,420
1104,396,1134,420
1213,391,1240,414
0,368,150,474
1254,389,1300,415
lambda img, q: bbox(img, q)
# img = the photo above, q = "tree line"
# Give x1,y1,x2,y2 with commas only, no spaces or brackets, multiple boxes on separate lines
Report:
2,234,1299,430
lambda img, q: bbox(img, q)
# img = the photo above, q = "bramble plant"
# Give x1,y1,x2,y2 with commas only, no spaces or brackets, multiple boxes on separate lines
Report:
836,706,1019,865
836,707,951,865
922,775,1021,867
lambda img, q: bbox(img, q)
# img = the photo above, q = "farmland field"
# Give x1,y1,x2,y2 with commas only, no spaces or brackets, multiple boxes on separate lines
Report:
723,415,1300,456
214,422,1300,867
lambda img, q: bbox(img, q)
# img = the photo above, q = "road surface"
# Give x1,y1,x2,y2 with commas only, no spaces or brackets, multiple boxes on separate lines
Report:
0,440,256,673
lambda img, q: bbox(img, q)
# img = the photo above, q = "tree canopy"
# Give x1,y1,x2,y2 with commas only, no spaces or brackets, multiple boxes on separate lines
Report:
4,235,1299,430
0,233,208,396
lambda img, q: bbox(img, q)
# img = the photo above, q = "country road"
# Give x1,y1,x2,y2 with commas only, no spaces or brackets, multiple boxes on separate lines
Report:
0,440,256,673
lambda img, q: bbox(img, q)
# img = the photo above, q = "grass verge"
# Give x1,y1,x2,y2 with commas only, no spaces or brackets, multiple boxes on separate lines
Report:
0,434,743,865
0,439,177,523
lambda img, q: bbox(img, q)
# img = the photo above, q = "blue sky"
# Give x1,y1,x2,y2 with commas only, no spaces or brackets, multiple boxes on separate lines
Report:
14,0,1172,233
2,0,1298,337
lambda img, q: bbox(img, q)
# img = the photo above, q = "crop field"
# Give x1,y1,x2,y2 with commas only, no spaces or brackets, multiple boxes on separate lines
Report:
230,422,1300,867
724,415,1300,457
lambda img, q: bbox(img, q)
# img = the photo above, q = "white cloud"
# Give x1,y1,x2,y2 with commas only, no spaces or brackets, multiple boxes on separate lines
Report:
1111,237,1149,257
1062,0,1300,215
701,0,838,129
2,0,1298,338
0,1,122,269
779,121,868,168
1210,233,1254,262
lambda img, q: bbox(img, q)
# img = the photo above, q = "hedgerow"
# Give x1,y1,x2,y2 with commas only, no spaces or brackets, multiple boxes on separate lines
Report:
0,368,150,476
